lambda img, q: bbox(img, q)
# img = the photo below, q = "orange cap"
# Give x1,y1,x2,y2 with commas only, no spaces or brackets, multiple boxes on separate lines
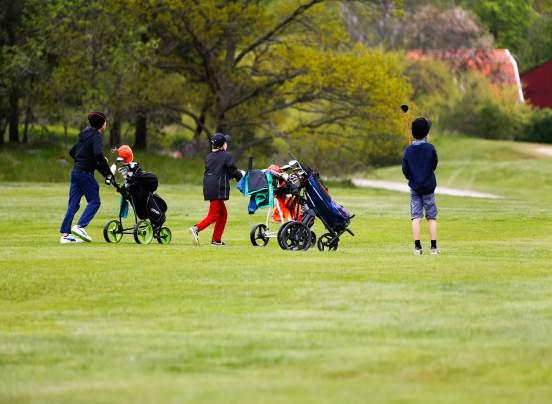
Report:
117,145,134,164
268,164,282,173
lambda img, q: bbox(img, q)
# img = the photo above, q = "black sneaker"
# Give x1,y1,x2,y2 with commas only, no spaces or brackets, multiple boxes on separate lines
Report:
211,240,226,246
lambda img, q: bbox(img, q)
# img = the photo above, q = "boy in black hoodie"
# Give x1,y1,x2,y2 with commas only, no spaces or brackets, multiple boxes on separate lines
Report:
189,133,243,246
402,117,439,255
59,112,112,243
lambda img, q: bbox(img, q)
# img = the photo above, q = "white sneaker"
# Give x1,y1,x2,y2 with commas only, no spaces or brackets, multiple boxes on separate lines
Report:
60,234,84,244
430,248,440,255
189,226,200,246
71,225,92,242
414,248,423,256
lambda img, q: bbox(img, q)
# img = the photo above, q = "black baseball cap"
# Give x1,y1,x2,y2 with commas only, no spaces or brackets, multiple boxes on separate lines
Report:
211,132,229,148
411,117,432,139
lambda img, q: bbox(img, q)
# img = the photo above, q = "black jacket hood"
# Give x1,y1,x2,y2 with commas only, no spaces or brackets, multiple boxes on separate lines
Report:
80,126,99,141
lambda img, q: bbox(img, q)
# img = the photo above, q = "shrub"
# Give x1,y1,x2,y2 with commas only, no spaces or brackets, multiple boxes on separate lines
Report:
405,60,534,141
520,109,552,143
440,72,530,140
403,59,461,119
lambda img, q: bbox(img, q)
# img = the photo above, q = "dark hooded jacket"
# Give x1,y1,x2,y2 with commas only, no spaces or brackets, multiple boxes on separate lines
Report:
69,127,111,177
203,150,242,200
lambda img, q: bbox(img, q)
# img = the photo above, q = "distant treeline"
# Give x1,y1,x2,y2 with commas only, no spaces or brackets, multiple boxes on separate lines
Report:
1,1,551,174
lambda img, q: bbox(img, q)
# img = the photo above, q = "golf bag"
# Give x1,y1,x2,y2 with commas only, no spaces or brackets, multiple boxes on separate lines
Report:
124,167,167,229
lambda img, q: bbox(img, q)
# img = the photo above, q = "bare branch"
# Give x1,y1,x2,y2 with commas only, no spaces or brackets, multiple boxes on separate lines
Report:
233,0,325,66
225,69,307,112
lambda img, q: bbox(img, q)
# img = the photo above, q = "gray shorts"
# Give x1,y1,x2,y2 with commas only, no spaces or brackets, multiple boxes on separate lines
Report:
410,190,438,220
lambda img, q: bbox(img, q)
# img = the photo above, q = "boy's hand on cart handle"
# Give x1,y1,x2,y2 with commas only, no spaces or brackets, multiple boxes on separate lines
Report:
105,174,113,185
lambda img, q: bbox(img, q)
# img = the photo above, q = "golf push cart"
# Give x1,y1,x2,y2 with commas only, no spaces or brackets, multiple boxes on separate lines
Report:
103,158,172,245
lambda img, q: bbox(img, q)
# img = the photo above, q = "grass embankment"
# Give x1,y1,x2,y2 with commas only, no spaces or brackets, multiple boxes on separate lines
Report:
0,146,204,184
363,135,552,200
1,135,552,402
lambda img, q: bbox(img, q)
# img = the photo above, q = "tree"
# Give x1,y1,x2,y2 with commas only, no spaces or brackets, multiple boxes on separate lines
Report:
340,0,463,50
0,0,24,144
402,5,493,51
129,0,409,160
38,0,158,149
461,0,548,71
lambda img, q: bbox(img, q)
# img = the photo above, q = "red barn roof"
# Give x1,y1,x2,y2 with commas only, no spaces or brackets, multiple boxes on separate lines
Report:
407,49,524,102
521,59,552,109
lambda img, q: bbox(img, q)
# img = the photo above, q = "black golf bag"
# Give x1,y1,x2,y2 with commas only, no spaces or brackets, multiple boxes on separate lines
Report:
125,167,167,229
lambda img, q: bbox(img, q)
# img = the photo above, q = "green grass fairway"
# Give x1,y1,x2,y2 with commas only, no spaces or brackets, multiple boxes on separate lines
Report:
2,139,552,402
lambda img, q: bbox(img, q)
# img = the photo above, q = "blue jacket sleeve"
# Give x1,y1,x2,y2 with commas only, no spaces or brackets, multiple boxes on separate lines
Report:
432,147,438,171
92,135,111,177
402,150,409,179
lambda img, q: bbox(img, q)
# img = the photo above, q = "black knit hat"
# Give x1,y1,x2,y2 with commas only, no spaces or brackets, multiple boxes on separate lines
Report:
411,117,432,140
88,111,107,130
211,132,229,148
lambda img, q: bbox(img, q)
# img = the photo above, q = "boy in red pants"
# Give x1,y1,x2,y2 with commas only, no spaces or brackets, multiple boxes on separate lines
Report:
190,133,243,246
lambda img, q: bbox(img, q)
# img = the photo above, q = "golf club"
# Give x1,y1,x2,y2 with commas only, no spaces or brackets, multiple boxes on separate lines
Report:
401,104,411,144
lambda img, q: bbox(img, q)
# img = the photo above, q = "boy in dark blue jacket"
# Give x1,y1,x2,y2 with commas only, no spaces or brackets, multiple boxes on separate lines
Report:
59,112,112,243
402,117,439,255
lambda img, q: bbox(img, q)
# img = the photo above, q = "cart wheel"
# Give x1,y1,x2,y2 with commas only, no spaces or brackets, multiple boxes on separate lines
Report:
277,221,293,250
309,231,317,248
133,220,154,244
278,221,312,251
317,232,339,251
250,223,269,246
156,227,172,245
103,219,123,243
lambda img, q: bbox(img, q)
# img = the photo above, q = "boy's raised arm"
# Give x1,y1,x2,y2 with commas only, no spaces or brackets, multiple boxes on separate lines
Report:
225,153,243,180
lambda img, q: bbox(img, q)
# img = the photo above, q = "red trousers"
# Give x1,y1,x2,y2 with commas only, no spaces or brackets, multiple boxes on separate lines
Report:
196,200,228,242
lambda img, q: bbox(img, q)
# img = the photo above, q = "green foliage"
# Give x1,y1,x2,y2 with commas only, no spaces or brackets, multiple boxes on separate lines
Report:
403,58,461,119
39,0,158,125
462,0,552,71
1,0,411,171
464,0,534,50
13,0,552,172
280,46,411,172
120,0,411,165
403,59,529,141
519,108,552,143
422,71,530,140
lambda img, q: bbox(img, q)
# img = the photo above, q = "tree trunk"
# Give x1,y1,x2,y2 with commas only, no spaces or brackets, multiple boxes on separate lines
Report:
22,102,32,144
192,103,209,155
110,118,121,148
9,87,20,144
22,77,35,144
134,110,147,150
0,118,7,145
215,94,228,134
63,119,68,149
